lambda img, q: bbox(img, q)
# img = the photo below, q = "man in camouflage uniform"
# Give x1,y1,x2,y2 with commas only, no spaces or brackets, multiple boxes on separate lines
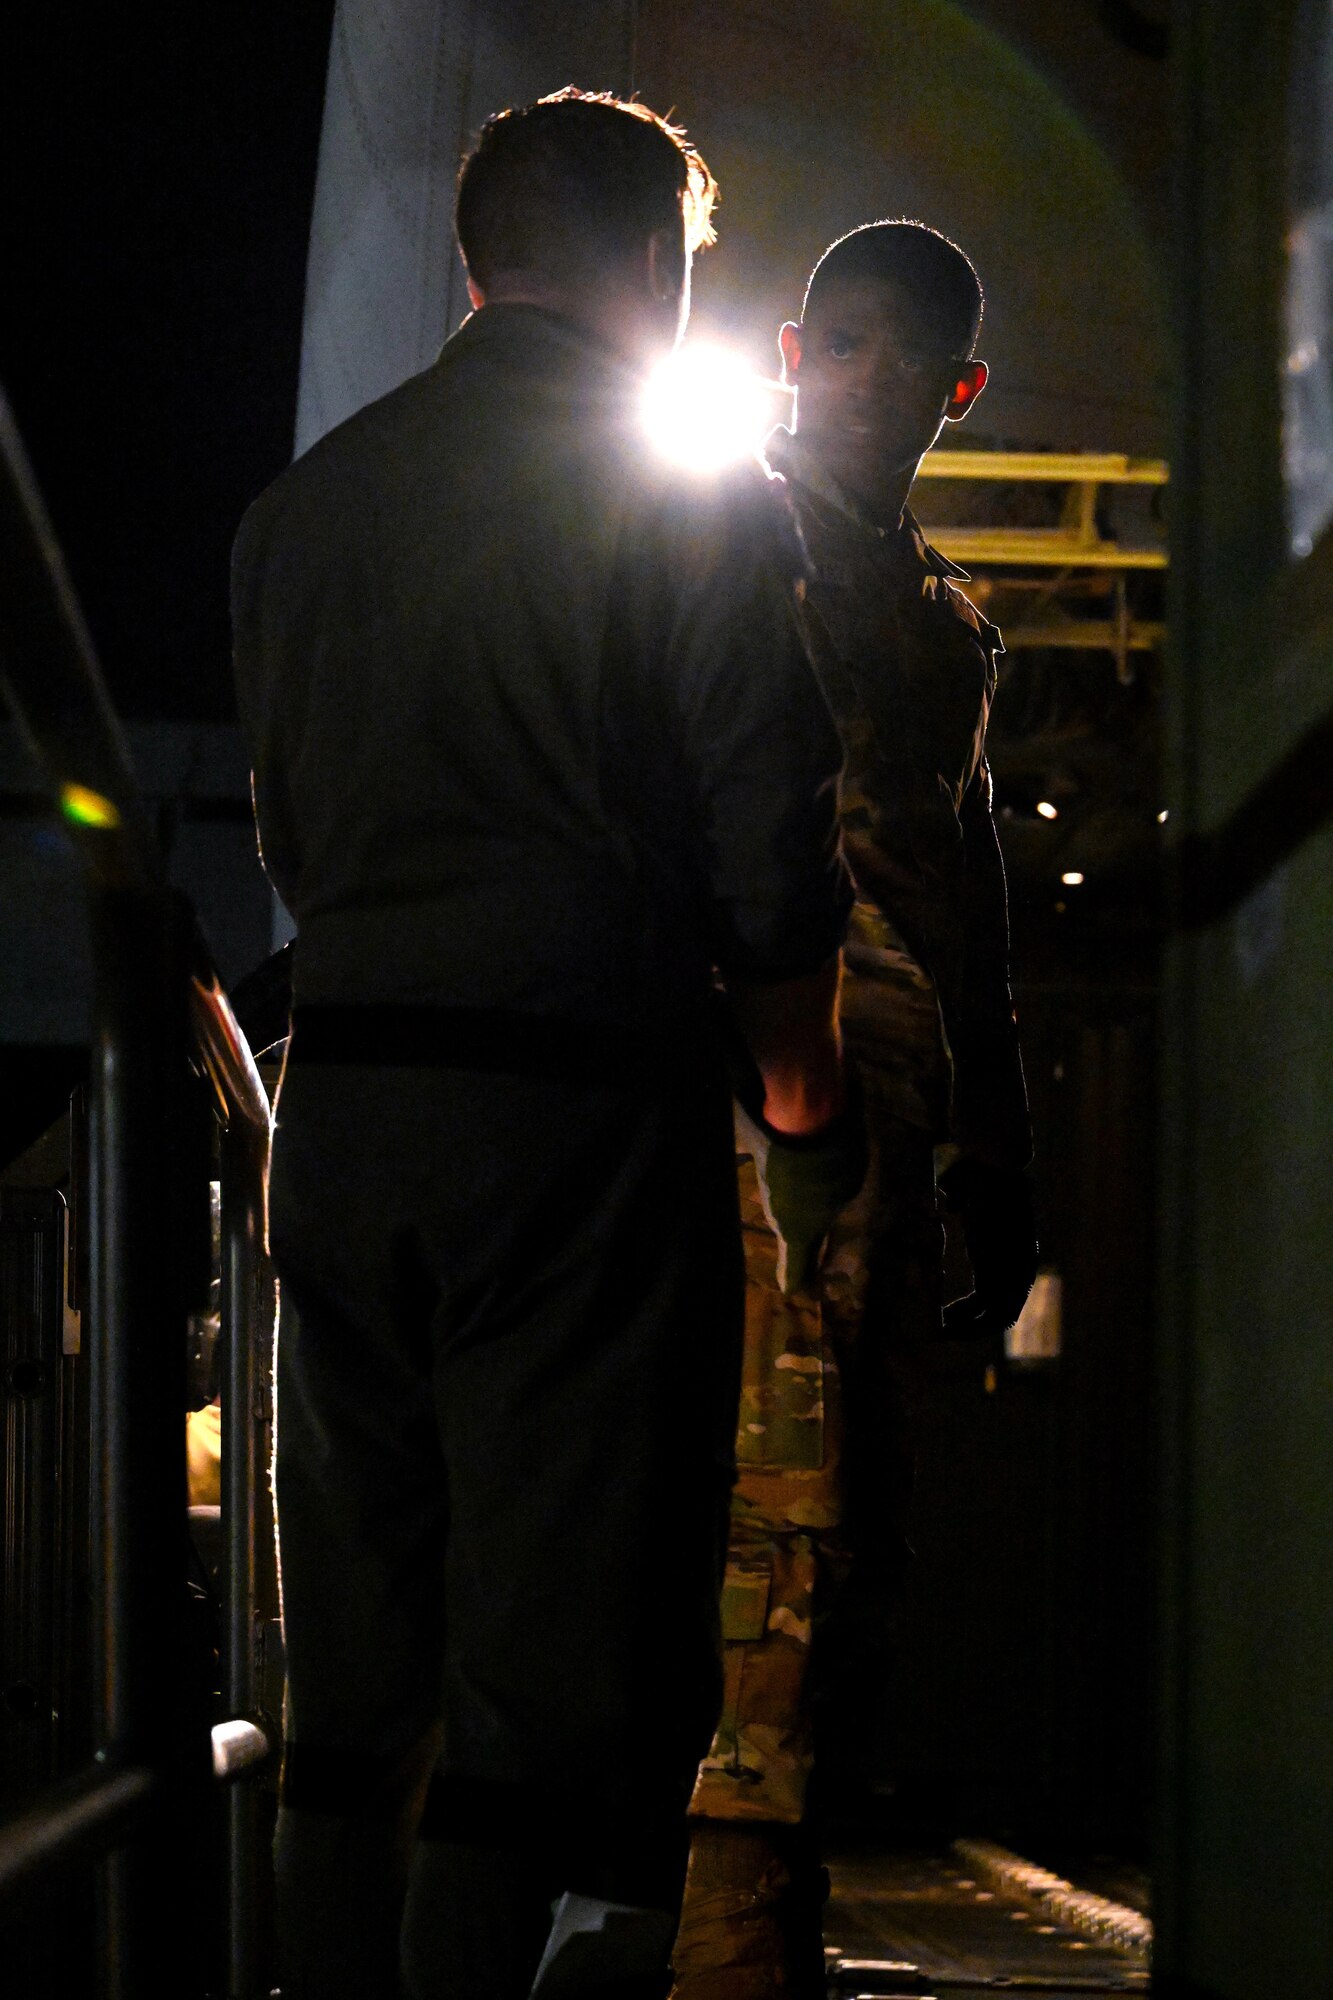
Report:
671,222,1037,1998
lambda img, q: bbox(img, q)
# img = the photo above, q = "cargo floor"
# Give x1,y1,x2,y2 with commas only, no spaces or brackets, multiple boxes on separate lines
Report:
823,1845,1151,1997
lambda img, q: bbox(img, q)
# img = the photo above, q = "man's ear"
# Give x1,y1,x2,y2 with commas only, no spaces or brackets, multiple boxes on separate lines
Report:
944,358,988,420
778,320,802,385
466,276,485,311
647,226,685,303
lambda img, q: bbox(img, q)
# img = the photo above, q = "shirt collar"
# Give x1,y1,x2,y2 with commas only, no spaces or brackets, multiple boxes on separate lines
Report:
764,426,971,580
436,302,639,394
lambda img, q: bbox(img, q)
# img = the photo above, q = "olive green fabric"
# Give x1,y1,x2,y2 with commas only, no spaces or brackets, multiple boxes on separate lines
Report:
687,428,1021,1841
237,303,856,2000
234,309,851,1036
769,426,1030,1171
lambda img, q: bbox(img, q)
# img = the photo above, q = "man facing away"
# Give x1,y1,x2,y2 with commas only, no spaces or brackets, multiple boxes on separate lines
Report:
672,222,1037,1997
231,91,861,2000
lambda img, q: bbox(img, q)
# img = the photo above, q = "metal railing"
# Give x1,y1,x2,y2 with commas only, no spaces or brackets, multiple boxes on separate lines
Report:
915,447,1170,571
912,448,1170,685
0,388,279,1995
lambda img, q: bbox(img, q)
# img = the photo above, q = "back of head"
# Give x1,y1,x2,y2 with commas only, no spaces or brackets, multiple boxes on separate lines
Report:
456,88,717,294
803,220,983,360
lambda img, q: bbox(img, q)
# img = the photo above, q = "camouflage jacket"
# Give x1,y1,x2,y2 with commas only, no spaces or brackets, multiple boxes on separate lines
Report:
768,429,1031,1170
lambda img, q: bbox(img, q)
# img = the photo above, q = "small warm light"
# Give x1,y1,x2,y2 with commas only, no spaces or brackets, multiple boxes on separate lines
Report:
1157,808,1169,823
1061,870,1084,886
1006,1269,1063,1364
60,782,120,830
1036,800,1058,820
643,344,774,471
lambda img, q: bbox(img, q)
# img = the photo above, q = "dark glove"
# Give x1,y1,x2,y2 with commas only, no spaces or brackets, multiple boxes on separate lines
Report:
737,1086,868,1299
937,1157,1038,1339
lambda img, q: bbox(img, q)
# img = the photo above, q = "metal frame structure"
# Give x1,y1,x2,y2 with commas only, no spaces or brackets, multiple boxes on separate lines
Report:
0,390,278,1997
912,449,1170,686
914,448,1169,570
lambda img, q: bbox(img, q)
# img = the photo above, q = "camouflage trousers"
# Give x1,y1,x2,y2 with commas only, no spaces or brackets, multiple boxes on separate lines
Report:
687,1086,942,1828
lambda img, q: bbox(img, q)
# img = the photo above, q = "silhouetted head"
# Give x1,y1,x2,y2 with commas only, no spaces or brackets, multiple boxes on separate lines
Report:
780,220,988,516
456,89,717,361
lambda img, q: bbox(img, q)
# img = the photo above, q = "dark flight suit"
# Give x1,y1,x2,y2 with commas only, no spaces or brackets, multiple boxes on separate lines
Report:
231,308,851,2000
674,430,1029,1997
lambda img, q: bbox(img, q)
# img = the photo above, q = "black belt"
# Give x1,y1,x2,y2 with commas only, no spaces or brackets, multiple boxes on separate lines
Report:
288,1003,690,1087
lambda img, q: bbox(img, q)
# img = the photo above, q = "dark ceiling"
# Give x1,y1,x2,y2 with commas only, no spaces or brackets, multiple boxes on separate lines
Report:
2,9,334,721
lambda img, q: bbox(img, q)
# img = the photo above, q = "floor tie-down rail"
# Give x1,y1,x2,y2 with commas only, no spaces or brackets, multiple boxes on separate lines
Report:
823,1840,1151,1997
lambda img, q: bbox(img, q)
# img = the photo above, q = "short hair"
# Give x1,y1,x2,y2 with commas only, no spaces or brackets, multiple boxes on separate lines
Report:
456,88,717,291
803,220,984,359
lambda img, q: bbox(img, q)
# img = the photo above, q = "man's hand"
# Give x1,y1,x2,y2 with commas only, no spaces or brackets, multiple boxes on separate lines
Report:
727,955,846,1138
938,1157,1038,1339
738,1089,867,1298
724,953,864,1295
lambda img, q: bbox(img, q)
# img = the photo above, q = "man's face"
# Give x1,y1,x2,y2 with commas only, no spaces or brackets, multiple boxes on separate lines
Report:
786,275,976,497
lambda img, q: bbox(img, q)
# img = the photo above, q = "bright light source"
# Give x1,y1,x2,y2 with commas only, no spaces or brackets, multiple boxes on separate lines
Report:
1061,870,1085,886
1157,808,1169,823
643,345,774,471
1036,800,1058,820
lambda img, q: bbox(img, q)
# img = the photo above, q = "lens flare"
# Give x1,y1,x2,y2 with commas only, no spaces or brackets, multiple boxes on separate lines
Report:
643,345,775,472
60,782,121,830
